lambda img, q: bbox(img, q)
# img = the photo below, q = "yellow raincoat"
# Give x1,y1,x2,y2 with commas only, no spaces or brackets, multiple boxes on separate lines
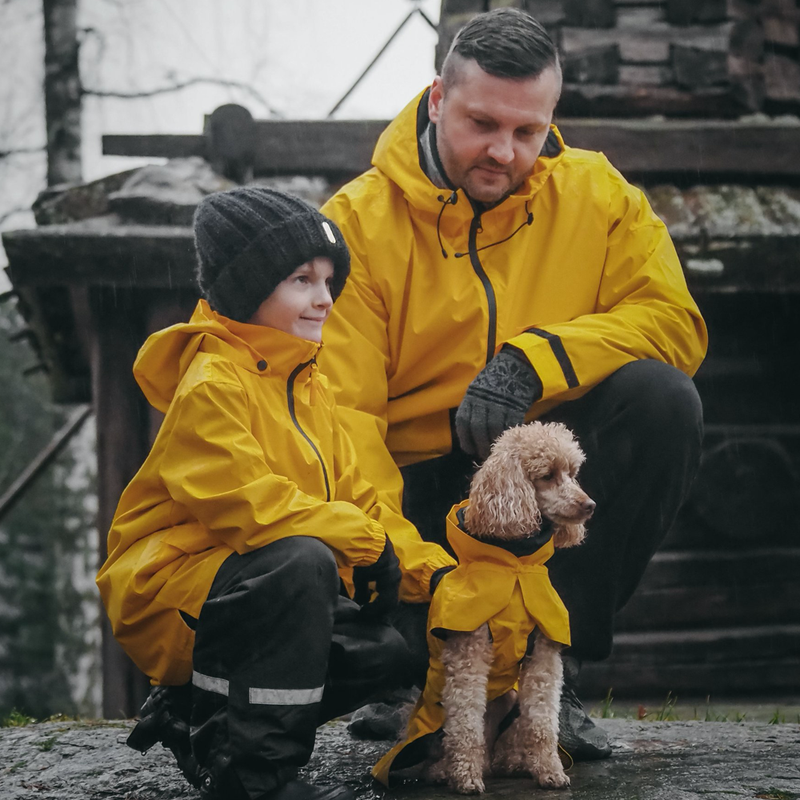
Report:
96,300,448,685
319,88,707,556
372,500,570,786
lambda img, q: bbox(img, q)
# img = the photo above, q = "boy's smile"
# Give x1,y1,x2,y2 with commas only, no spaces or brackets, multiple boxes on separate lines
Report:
247,256,335,342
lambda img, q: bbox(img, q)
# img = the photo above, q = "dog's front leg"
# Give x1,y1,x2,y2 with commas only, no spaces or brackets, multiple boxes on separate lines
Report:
440,627,493,794
517,632,569,788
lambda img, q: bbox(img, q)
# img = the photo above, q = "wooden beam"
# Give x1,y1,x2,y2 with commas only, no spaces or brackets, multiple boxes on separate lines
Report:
249,119,389,178
99,118,800,180
556,118,800,178
102,134,206,160
4,225,195,288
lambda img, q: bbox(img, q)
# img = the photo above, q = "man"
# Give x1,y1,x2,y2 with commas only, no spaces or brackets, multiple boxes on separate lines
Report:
319,8,707,760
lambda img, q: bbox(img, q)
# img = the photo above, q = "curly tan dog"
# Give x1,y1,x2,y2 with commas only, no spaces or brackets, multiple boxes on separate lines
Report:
437,421,594,793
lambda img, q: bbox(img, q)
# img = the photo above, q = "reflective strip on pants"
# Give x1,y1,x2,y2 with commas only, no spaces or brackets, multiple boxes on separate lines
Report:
249,685,324,706
193,670,230,697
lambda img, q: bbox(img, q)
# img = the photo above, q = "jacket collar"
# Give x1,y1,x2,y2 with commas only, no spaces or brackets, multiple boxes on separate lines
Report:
445,500,555,568
373,88,566,218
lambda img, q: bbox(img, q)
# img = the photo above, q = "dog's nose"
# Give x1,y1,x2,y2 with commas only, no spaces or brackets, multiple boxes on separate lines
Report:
582,498,596,517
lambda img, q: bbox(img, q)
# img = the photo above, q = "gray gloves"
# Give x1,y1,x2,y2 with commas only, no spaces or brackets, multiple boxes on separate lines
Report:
455,346,543,460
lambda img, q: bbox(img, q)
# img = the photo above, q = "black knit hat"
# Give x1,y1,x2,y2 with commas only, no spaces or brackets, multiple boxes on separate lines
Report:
193,187,351,322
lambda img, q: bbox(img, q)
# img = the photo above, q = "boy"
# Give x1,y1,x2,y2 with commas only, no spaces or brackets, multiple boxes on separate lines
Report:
97,188,425,800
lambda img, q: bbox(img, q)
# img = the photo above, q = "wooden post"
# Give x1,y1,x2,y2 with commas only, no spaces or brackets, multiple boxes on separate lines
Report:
42,0,82,186
91,287,151,719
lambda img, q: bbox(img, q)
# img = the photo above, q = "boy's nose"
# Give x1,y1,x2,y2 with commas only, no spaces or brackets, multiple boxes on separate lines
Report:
315,285,333,308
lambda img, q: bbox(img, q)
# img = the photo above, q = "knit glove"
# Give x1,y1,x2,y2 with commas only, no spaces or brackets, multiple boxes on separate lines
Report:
353,536,401,620
455,347,543,460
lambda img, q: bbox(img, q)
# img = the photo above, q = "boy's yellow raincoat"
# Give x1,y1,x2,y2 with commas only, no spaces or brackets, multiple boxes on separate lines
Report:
373,499,570,786
96,300,452,686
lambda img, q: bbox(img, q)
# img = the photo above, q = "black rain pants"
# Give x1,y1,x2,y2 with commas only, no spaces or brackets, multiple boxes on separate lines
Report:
399,360,703,669
189,535,412,799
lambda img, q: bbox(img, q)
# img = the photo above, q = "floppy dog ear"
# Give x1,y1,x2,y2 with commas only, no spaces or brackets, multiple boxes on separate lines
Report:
465,445,541,539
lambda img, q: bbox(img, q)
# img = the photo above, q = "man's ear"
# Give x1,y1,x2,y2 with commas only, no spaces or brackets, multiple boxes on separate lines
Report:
428,76,444,124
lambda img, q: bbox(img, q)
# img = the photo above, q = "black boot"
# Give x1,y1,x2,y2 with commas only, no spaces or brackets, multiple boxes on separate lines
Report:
127,684,208,788
200,775,355,800
559,656,612,761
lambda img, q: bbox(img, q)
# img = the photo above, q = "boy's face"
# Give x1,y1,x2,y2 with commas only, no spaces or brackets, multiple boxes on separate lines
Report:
248,256,334,342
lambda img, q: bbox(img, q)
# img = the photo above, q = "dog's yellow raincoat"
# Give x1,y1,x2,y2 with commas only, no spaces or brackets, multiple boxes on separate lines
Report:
373,499,571,786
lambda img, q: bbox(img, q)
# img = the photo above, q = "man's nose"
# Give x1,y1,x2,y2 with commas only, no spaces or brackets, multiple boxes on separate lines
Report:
486,134,514,165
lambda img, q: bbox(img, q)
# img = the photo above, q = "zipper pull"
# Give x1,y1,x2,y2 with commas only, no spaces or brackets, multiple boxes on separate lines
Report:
310,361,318,405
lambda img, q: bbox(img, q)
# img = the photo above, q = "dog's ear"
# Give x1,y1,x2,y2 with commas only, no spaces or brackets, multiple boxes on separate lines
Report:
465,447,541,539
552,522,586,549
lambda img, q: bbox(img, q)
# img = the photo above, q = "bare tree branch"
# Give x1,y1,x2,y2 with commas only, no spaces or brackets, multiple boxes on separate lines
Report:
0,145,46,159
82,76,282,117
0,206,31,226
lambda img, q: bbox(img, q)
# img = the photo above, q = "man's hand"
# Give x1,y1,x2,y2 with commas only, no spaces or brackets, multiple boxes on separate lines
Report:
353,536,401,620
455,347,543,460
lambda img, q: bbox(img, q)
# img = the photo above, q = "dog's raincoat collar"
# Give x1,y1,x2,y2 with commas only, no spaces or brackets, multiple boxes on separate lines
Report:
454,505,554,557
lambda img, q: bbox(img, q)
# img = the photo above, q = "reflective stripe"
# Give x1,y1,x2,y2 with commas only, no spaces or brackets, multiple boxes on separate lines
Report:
193,670,229,697
249,685,324,706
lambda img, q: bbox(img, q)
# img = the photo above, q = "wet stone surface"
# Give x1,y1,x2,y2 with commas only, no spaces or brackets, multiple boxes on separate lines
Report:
1,718,799,800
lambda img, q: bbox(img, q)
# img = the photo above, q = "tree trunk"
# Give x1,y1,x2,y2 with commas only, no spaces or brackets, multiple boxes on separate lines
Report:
42,0,82,186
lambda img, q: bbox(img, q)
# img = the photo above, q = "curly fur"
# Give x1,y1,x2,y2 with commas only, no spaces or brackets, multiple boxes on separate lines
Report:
437,422,594,793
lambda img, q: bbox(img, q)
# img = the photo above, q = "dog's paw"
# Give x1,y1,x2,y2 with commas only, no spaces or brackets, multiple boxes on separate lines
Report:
536,769,570,790
449,773,485,795
424,758,449,785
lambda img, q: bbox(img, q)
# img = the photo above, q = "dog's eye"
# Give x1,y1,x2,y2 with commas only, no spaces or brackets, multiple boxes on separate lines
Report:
540,471,555,482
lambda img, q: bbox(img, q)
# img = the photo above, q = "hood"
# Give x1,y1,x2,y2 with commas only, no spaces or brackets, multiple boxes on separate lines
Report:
371,88,566,218
134,299,320,412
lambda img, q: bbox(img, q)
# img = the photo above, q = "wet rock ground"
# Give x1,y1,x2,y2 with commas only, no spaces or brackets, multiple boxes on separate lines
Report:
1,716,799,800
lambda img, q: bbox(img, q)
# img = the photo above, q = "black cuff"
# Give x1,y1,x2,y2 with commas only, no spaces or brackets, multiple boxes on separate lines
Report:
429,565,456,595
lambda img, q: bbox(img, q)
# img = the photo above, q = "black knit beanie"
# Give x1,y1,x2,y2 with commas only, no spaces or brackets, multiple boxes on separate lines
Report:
193,187,351,322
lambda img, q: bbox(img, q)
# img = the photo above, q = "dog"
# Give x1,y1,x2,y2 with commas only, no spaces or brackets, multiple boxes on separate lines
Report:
432,421,594,793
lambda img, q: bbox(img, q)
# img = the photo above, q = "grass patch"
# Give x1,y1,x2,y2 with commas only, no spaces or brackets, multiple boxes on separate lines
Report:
1,709,37,727
755,789,799,800
35,737,57,752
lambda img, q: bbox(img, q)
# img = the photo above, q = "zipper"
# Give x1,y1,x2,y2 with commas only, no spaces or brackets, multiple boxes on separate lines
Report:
287,359,331,501
467,211,497,366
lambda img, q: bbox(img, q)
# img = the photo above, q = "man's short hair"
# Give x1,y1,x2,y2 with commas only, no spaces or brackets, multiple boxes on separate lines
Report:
442,8,560,86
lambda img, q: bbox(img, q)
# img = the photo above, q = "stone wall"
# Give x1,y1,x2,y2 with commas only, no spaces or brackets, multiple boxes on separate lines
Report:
437,0,800,117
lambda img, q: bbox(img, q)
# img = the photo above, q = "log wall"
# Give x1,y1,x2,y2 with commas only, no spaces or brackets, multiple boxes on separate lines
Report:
438,0,800,117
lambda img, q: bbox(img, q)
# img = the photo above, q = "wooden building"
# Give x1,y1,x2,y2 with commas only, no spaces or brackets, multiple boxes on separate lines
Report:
3,0,800,717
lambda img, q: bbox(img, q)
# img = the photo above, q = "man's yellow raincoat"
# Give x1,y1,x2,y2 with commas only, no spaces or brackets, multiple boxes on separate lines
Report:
372,500,571,786
319,89,707,564
96,300,450,686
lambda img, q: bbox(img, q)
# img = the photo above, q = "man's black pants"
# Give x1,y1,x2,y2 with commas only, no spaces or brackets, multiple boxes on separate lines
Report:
400,360,704,667
190,536,411,799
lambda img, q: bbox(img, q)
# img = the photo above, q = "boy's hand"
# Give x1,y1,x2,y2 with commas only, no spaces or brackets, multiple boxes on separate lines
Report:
353,536,400,620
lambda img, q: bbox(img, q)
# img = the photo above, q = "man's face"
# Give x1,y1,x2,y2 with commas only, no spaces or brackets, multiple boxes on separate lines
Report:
429,59,561,205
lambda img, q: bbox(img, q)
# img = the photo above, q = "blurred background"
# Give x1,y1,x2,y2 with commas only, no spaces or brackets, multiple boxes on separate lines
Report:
1,0,798,721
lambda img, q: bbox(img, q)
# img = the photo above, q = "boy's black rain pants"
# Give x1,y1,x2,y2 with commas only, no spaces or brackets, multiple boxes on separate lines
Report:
189,535,411,799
